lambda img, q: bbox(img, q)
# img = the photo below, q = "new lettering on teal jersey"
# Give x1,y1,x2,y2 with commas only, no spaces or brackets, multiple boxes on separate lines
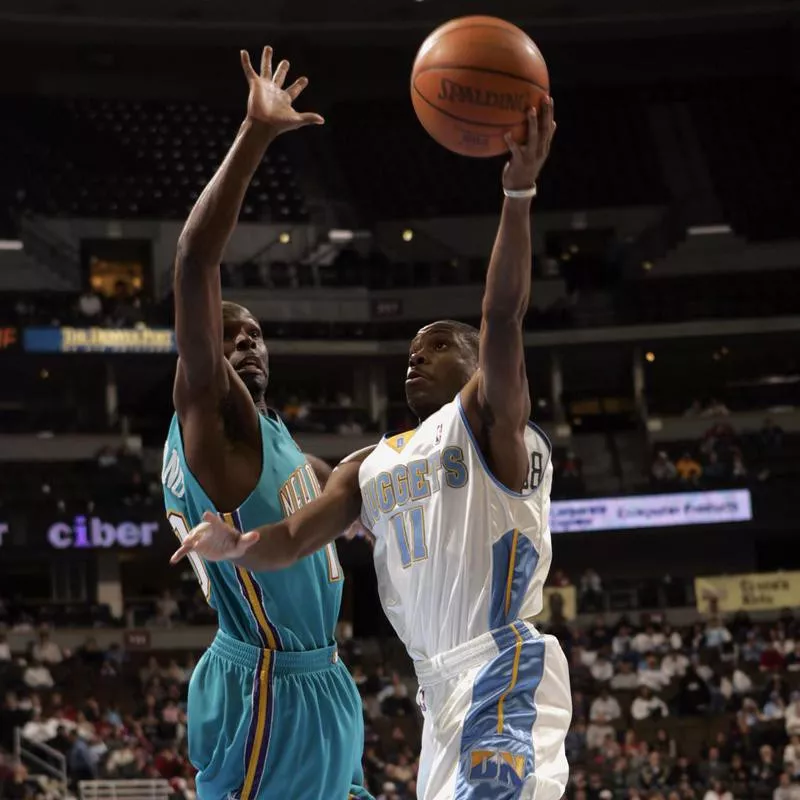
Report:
161,411,342,651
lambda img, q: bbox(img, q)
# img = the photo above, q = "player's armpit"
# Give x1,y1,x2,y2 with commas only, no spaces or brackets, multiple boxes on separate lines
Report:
233,460,363,572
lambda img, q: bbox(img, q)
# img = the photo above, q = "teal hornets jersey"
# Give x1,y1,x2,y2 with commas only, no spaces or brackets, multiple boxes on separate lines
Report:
161,410,343,651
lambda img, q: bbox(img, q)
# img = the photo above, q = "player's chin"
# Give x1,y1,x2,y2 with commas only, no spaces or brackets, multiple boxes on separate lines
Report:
405,381,435,415
241,371,268,395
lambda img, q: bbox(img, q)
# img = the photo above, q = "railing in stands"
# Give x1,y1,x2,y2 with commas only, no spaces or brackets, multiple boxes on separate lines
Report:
14,727,68,791
79,780,172,799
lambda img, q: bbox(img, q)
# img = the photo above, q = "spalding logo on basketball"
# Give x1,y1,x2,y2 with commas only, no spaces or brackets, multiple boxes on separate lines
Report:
411,16,549,158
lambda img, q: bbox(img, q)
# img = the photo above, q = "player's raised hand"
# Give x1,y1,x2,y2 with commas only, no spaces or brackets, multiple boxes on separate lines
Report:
502,96,556,192
240,46,325,135
170,511,260,564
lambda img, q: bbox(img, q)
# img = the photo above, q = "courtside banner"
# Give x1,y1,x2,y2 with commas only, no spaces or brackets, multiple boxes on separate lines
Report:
550,489,752,534
695,571,800,613
24,326,176,353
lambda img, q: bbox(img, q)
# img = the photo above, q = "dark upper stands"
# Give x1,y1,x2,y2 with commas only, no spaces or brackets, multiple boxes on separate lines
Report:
329,89,669,220
687,79,800,241
1,97,308,222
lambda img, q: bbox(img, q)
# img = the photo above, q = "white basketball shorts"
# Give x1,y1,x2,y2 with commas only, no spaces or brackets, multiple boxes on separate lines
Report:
413,619,572,800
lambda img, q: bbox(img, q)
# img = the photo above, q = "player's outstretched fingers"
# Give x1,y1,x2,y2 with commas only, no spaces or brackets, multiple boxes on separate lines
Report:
260,45,273,79
285,76,309,101
170,530,200,564
240,50,258,82
273,59,290,88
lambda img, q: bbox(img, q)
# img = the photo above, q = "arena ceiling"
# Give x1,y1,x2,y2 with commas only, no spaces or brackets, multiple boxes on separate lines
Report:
0,0,795,43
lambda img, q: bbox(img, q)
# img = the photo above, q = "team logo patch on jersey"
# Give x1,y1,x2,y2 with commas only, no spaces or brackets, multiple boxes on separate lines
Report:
434,423,443,445
465,749,526,788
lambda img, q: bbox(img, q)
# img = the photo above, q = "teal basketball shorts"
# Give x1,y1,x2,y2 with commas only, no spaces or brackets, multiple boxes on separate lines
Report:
187,630,374,800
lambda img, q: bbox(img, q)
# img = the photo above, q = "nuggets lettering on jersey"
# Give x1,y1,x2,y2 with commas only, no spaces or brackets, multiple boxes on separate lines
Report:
359,395,553,662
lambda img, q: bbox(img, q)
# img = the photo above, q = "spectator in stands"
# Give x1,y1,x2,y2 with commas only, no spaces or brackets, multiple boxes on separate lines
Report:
787,643,800,672
612,625,636,661
611,661,639,690
765,692,788,721
588,687,621,749
703,778,733,800
704,450,727,482
662,648,690,680
761,641,787,672
676,452,703,485
773,772,800,800
580,569,604,613
652,451,678,484
0,763,39,800
731,448,748,481
23,659,54,689
638,653,670,692
784,736,800,777
705,616,733,649
676,665,712,715
703,398,730,417
31,630,62,664
631,686,669,721
378,674,415,718
787,694,800,738
751,745,780,798
0,632,9,662
700,747,731,785
590,648,615,683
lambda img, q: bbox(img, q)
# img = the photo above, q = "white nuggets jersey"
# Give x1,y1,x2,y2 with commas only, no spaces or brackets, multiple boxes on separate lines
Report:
359,394,553,662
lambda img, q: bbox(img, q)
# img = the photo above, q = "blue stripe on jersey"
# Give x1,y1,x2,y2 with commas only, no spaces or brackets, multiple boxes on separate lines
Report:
456,621,545,799
489,530,540,630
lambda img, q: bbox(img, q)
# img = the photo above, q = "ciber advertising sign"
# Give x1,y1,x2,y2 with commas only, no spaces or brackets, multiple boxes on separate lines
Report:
47,516,160,549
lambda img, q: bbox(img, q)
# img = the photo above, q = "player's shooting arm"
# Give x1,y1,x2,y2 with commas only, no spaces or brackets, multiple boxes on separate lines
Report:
461,100,555,490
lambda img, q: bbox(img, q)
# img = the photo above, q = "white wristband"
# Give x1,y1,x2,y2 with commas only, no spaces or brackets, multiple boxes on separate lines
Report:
503,184,537,199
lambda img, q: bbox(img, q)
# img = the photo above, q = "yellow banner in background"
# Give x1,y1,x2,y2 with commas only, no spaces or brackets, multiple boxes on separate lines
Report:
695,571,800,614
536,586,577,623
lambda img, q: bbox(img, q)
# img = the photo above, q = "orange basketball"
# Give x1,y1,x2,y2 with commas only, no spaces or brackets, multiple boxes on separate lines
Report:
411,16,549,158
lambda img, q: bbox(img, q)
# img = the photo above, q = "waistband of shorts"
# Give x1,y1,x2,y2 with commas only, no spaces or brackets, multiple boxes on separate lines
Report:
414,619,541,687
209,629,339,675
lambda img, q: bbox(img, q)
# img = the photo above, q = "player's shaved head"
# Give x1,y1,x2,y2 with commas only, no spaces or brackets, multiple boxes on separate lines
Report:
222,300,255,324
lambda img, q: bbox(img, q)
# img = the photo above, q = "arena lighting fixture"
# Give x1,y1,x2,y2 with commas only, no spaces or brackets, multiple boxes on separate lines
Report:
642,261,653,271
0,239,23,250
687,224,732,236
645,351,655,362
278,232,291,244
402,229,414,242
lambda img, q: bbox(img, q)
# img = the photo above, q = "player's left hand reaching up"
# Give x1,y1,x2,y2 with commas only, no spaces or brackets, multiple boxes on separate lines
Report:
241,45,325,136
502,97,556,192
170,512,260,564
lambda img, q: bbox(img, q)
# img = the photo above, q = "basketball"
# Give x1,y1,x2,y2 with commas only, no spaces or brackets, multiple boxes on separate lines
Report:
411,16,549,158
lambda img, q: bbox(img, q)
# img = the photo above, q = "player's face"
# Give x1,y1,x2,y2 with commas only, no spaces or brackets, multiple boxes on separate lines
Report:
223,314,269,398
405,324,476,419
